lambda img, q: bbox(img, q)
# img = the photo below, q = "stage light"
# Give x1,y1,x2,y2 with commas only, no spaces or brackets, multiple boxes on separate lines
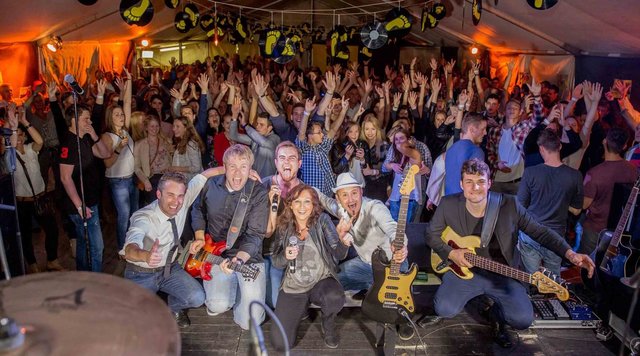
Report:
470,45,479,55
140,39,150,47
214,30,219,46
46,36,63,52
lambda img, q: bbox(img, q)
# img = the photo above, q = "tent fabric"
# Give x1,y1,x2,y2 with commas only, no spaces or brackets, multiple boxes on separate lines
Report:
42,41,134,87
0,43,38,91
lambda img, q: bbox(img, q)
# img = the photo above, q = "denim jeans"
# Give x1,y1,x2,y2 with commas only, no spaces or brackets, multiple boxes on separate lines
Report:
434,269,534,330
518,231,562,277
108,176,139,250
203,262,266,330
68,204,104,272
264,255,284,309
124,262,205,313
389,199,418,223
337,255,409,291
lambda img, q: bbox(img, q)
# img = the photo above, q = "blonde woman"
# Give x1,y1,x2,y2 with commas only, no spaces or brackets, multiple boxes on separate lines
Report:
134,114,173,205
359,115,390,201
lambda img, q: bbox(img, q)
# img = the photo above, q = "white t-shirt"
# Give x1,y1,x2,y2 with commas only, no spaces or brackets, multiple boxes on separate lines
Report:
16,143,46,197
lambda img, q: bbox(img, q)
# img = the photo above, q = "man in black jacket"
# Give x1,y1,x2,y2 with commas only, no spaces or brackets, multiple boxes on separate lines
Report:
427,158,594,347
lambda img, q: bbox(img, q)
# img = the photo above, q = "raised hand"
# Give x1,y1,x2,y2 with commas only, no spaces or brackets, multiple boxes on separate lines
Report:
529,77,542,97
197,73,210,93
340,97,350,111
444,59,456,74
97,79,107,96
407,91,418,109
430,57,438,72
457,89,469,106
305,96,317,113
231,95,242,118
402,74,411,92
123,65,132,80
431,77,441,93
114,76,125,93
374,85,385,98
415,72,427,87
571,83,584,100
588,82,603,102
322,71,337,94
253,74,268,97
344,144,355,160
410,57,417,70
47,81,58,99
364,78,373,94
393,92,401,108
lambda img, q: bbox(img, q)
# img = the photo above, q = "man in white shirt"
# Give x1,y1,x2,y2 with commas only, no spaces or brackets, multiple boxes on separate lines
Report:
121,167,223,328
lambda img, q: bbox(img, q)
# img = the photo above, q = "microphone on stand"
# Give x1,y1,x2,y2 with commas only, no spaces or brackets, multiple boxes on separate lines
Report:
288,236,297,273
64,74,85,95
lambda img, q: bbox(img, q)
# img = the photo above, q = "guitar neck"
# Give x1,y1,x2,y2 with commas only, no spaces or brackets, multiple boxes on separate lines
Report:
609,186,639,248
465,253,533,284
205,254,246,273
390,195,410,275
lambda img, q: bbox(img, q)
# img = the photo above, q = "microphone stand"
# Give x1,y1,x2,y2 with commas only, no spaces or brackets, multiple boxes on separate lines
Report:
72,91,92,271
1,133,26,278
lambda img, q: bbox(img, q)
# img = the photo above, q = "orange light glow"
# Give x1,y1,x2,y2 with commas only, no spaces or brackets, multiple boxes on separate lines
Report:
141,39,150,47
471,46,479,55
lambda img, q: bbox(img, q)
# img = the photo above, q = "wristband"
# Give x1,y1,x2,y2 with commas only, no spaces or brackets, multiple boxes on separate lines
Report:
570,97,578,102
25,124,32,130
259,94,266,98
474,70,479,75
303,111,310,116
92,136,101,145
114,149,121,155
543,119,550,126
457,104,465,110
326,91,334,96
97,95,104,99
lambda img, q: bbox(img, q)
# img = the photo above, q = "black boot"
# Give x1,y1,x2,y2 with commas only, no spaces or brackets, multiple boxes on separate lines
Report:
491,321,513,348
321,316,339,348
417,314,442,328
173,310,191,328
397,321,415,341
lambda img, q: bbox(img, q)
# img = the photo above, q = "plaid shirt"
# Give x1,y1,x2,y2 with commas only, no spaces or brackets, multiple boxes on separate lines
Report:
486,99,544,176
296,135,336,197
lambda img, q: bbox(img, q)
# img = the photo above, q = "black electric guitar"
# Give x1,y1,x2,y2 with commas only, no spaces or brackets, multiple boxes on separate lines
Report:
362,165,419,324
595,176,640,279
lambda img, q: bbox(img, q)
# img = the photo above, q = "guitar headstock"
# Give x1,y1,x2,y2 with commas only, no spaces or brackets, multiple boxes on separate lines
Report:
532,268,569,301
399,164,420,196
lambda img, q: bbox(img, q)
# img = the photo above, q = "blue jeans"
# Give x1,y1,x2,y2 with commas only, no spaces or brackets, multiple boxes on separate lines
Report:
434,269,534,330
264,255,284,309
518,231,562,277
124,262,205,313
203,262,267,330
108,176,139,250
337,255,409,291
389,199,418,223
68,204,104,272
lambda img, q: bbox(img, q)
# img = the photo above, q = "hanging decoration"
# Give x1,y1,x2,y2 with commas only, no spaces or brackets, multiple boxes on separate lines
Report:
358,46,373,62
78,0,98,5
258,29,281,58
184,3,200,28
432,2,447,20
174,11,192,33
526,0,558,10
472,0,482,26
327,26,350,62
384,8,412,38
360,22,388,50
200,14,215,32
120,0,154,26
272,34,298,64
421,6,438,31
164,0,180,9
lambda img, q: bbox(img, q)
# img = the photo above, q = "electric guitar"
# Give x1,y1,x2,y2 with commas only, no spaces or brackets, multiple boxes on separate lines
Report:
596,176,640,278
431,227,569,301
362,165,419,324
182,234,260,281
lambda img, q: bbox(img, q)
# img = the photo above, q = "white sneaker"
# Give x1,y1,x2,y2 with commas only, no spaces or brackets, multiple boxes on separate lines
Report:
206,307,220,316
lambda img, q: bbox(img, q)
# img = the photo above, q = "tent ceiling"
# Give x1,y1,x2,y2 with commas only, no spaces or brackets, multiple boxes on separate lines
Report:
1,0,639,56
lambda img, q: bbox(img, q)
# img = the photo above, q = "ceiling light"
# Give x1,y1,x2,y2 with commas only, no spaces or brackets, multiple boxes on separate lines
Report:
470,45,479,55
46,36,63,52
159,45,186,52
140,39,150,47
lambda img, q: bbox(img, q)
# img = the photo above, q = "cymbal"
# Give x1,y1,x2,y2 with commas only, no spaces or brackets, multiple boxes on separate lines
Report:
0,272,180,355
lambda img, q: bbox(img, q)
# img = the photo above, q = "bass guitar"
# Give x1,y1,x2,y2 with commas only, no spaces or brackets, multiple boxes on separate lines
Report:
182,234,260,281
596,176,640,278
431,227,569,301
362,165,419,324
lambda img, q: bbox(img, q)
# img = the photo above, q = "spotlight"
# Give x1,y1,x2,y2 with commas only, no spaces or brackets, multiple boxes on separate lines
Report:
470,45,479,55
214,31,219,46
46,36,63,52
140,39,150,47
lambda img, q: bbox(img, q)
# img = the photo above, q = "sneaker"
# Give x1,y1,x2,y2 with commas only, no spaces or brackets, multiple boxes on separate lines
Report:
173,310,191,328
397,321,415,341
417,315,442,328
46,259,67,272
321,317,339,348
27,263,40,274
206,307,221,316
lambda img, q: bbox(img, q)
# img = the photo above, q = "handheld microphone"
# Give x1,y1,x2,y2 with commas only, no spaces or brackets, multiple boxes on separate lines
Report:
64,74,85,95
271,193,279,213
288,236,297,273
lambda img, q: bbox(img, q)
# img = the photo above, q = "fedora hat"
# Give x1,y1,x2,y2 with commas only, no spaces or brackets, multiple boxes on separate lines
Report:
332,172,364,193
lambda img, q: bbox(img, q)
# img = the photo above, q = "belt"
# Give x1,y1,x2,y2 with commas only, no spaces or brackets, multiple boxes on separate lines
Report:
125,262,166,273
17,192,46,202
498,177,521,184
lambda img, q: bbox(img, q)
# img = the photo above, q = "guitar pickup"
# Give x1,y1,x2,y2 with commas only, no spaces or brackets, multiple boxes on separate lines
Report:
383,302,398,309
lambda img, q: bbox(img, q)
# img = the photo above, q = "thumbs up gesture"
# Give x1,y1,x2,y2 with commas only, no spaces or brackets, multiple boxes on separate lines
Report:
146,239,163,267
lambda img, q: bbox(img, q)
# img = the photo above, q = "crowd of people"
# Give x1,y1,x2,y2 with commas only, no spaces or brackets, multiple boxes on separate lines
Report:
0,52,638,349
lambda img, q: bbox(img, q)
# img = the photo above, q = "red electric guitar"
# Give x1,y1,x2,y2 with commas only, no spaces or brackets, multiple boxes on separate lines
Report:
182,234,260,281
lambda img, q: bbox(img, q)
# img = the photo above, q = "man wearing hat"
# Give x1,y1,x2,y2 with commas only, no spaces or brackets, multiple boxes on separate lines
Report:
315,172,415,341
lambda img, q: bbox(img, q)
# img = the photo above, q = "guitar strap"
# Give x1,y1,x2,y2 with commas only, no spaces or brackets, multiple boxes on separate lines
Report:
226,179,256,250
480,192,502,248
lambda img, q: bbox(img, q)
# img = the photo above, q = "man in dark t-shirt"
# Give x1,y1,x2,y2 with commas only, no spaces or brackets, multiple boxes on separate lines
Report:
581,128,639,254
59,105,110,272
517,129,583,276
